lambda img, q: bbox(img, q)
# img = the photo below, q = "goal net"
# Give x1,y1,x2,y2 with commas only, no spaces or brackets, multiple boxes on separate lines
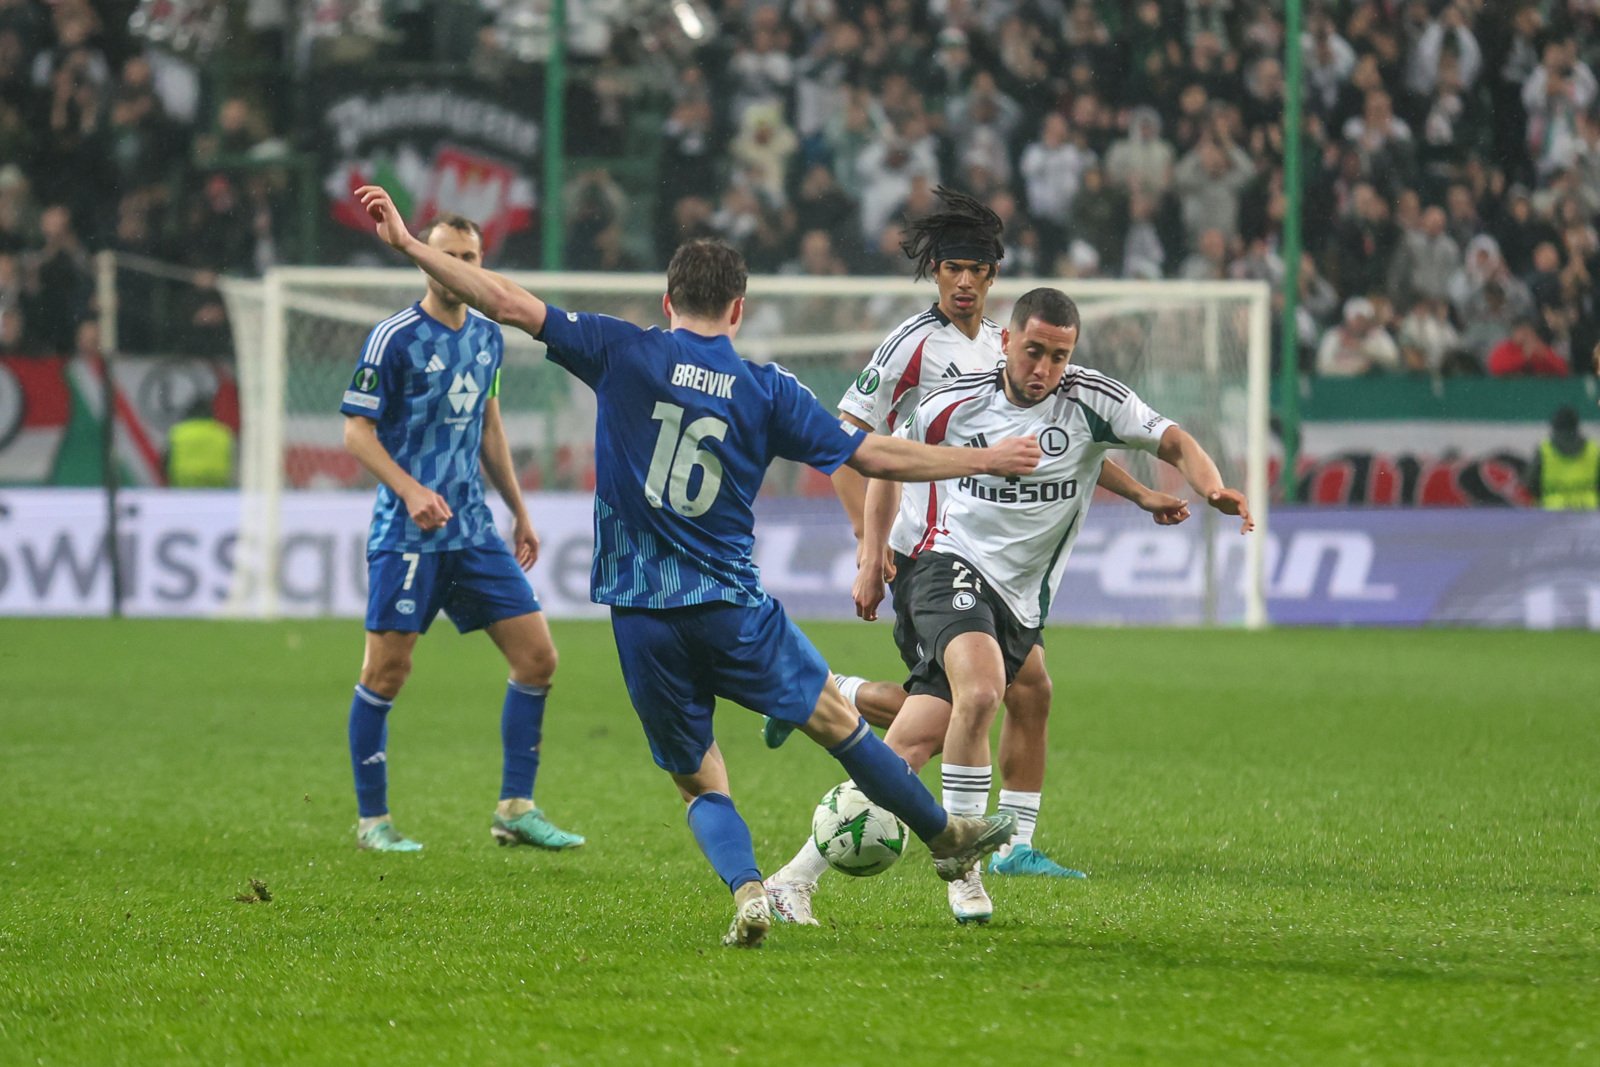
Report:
220,270,1269,626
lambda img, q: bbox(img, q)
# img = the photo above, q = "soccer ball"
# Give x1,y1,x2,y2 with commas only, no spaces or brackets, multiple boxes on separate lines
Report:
811,781,908,877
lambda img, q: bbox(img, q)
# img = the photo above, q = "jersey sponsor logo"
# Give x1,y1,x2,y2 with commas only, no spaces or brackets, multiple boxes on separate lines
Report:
447,373,481,419
1040,426,1069,457
476,351,492,366
669,362,737,399
952,591,977,611
958,475,1079,504
424,354,447,373
1143,415,1164,431
354,367,379,391
395,598,416,615
855,367,881,395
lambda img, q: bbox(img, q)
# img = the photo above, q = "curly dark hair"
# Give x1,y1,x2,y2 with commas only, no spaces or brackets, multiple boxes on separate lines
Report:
898,185,1005,281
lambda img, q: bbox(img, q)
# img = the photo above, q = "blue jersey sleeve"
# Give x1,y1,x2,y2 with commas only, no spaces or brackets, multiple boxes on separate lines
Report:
538,304,645,388
765,364,866,474
340,324,408,420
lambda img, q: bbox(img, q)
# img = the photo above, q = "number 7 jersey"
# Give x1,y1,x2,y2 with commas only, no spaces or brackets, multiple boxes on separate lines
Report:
893,366,1175,628
538,305,866,609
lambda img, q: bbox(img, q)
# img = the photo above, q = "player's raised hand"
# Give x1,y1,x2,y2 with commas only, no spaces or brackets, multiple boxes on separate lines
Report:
1141,492,1191,526
511,514,541,570
355,185,413,250
985,435,1042,476
852,562,888,622
405,487,453,532
1207,488,1254,533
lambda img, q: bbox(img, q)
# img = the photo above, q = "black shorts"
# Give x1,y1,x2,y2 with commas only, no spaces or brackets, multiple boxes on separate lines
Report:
892,550,1042,704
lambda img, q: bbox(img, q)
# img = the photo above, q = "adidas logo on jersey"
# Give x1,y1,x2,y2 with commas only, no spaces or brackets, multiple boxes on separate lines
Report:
425,354,447,373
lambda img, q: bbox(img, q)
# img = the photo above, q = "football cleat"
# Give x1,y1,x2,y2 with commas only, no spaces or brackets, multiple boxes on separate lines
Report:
928,811,1016,881
947,864,993,924
491,809,585,850
722,881,774,947
764,877,820,926
762,715,797,749
357,821,423,852
988,843,1088,879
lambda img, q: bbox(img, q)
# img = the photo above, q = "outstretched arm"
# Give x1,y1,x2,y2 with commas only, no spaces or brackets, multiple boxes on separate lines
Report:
1155,425,1253,533
1097,459,1191,525
356,185,548,336
847,433,1040,482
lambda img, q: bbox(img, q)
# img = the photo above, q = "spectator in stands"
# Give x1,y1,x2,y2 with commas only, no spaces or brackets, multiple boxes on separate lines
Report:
1180,226,1230,281
1174,123,1254,247
1332,182,1401,300
1451,234,1536,327
1317,297,1401,377
1487,318,1569,377
1104,106,1174,197
31,204,90,353
1389,205,1461,308
1020,112,1096,266
1397,297,1466,375
1522,31,1597,180
856,128,938,242
1068,165,1124,274
0,303,28,356
730,101,797,209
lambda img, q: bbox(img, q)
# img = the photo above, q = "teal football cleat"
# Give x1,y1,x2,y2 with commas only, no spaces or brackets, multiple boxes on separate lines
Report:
491,808,585,850
357,821,423,852
988,843,1087,879
762,715,796,749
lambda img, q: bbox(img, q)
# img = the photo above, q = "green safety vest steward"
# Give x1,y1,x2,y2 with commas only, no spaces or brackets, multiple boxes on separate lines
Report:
168,417,234,488
1539,439,1600,510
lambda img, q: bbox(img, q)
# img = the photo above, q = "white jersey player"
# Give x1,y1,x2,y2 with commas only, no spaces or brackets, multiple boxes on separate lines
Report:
841,288,1252,923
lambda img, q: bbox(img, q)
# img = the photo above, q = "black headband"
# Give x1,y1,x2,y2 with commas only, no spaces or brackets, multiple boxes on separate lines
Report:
934,239,1002,265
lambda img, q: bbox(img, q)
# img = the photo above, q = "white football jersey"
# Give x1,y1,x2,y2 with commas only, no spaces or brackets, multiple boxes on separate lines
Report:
891,365,1176,628
838,303,1004,557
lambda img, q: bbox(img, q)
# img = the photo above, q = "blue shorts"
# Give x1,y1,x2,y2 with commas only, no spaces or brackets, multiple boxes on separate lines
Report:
610,598,830,774
366,542,541,634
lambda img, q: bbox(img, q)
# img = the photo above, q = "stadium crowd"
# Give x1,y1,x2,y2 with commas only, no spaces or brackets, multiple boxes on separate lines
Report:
2,0,1600,376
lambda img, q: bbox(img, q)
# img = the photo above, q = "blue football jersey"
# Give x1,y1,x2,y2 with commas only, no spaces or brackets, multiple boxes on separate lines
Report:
539,305,866,608
339,302,505,554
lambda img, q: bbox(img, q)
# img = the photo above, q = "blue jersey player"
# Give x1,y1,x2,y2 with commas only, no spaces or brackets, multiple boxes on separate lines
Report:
358,184,1039,947
338,213,582,854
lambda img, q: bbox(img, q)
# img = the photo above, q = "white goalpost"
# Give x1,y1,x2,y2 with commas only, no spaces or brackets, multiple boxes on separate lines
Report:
220,269,1271,627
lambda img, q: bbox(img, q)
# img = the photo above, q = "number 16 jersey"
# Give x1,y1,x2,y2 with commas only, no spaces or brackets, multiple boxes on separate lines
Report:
538,305,866,609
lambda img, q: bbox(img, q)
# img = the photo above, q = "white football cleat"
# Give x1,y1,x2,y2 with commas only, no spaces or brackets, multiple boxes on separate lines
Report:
764,877,820,926
947,864,993,925
722,881,774,947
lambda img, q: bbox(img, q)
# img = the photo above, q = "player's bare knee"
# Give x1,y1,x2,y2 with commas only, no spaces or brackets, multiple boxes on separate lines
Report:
361,654,411,698
952,682,1004,722
511,643,557,688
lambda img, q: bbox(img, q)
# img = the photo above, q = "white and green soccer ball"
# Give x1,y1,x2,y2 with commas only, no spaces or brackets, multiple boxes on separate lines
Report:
811,781,908,877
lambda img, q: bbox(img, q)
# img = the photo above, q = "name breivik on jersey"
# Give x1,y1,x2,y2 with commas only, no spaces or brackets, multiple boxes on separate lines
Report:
671,362,736,399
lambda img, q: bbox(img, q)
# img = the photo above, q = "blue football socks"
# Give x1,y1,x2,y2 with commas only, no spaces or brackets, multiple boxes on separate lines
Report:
500,680,547,801
686,792,762,892
827,718,949,842
348,684,393,818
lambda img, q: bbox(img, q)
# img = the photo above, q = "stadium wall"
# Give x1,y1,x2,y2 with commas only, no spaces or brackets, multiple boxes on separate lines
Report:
2,489,1597,630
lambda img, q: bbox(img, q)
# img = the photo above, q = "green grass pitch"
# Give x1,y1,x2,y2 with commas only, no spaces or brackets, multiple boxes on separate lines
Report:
2,619,1597,1065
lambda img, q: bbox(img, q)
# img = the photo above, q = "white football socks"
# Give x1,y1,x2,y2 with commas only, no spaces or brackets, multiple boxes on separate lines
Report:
941,763,991,817
777,838,831,883
997,789,1041,855
833,673,867,710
